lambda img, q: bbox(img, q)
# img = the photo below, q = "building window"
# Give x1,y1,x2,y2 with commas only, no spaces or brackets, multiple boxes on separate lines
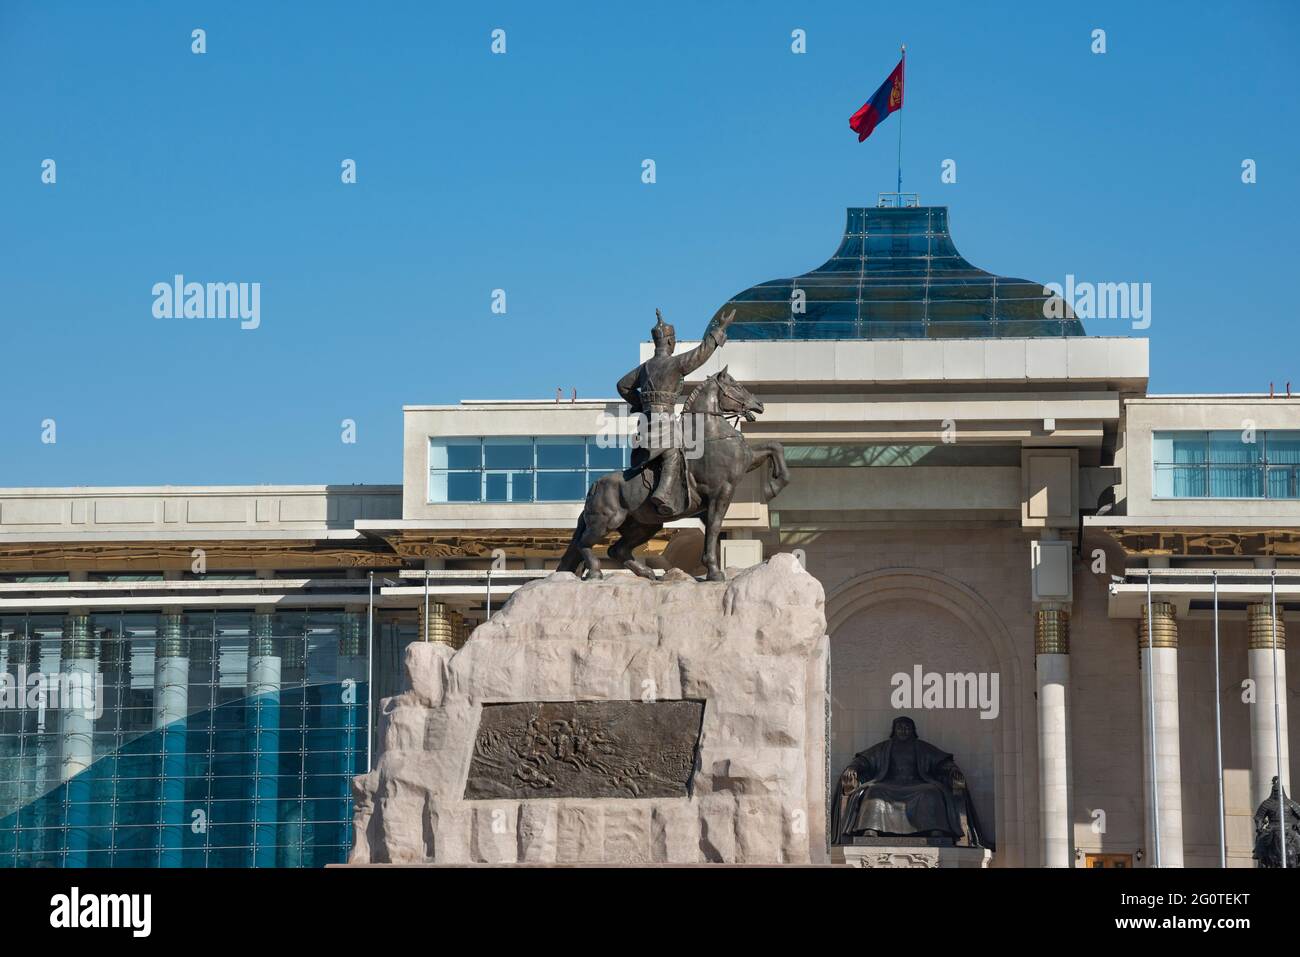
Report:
1153,430,1300,499
428,437,484,503
428,436,629,503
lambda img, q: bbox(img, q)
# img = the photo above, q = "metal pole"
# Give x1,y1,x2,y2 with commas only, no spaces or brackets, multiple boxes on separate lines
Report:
486,569,492,619
366,571,374,773
1212,571,1225,867
1271,569,1286,869
1146,569,1161,866
423,565,430,643
896,45,905,195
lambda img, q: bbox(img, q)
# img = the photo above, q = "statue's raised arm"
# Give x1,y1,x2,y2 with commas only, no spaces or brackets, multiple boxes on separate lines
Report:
672,308,735,377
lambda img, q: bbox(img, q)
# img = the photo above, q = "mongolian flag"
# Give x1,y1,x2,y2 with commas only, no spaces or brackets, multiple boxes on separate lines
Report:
849,56,904,143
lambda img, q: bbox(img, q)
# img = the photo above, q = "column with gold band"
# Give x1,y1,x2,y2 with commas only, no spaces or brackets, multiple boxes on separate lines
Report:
1034,605,1072,866
418,601,466,650
1246,603,1289,809
1138,601,1184,866
248,610,281,868
60,613,98,868
155,612,189,867
337,610,368,802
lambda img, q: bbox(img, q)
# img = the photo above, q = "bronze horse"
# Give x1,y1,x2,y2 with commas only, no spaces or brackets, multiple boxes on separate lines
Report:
557,368,788,581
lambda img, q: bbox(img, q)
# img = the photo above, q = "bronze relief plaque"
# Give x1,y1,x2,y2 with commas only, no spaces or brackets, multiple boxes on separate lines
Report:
463,699,705,800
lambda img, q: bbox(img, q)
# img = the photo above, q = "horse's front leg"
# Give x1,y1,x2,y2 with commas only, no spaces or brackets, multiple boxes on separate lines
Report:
746,441,789,501
701,485,733,582
765,441,789,484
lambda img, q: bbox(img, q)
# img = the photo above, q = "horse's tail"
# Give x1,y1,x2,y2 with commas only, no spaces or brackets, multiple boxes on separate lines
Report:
761,443,789,502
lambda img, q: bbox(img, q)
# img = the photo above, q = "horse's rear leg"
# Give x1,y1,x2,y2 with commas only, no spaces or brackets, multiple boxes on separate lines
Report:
573,479,626,580
557,515,587,574
608,519,663,580
577,519,609,579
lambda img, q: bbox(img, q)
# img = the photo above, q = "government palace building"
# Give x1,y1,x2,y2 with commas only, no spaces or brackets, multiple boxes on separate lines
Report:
1,200,1296,868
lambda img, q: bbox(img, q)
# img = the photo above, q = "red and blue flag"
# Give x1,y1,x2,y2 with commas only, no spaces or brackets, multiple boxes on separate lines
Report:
849,57,905,143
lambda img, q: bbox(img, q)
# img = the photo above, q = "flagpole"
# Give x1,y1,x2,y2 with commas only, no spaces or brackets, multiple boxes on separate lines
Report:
896,44,905,195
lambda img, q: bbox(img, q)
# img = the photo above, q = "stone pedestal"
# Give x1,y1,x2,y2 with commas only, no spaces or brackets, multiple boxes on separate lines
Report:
350,554,829,865
836,843,992,869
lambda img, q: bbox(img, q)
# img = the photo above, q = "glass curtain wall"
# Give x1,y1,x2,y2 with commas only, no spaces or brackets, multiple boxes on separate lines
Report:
0,609,371,867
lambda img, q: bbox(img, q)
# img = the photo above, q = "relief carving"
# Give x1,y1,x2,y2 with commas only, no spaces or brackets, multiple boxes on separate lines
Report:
464,700,705,800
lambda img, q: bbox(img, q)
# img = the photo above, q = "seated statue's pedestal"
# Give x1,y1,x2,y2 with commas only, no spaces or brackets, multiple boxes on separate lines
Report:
350,554,829,865
834,838,993,869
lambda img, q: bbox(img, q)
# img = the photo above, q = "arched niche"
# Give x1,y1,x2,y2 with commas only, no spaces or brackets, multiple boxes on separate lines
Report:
825,567,1029,865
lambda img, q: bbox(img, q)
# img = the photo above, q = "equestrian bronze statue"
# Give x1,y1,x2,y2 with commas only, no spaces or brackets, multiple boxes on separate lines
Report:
557,309,789,582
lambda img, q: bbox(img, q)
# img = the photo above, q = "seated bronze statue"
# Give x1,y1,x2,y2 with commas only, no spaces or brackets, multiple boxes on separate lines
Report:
832,716,991,848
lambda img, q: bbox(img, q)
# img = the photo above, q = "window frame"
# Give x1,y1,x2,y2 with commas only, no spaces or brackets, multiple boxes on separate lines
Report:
427,435,628,504
1151,429,1300,500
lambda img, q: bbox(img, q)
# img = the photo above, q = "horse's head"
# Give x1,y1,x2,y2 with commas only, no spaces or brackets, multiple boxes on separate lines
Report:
712,366,765,422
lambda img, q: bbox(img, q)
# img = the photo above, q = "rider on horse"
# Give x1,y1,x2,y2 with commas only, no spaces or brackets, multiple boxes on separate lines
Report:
616,308,735,516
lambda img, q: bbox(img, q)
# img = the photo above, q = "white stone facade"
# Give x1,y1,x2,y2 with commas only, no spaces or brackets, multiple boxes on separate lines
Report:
1,338,1297,868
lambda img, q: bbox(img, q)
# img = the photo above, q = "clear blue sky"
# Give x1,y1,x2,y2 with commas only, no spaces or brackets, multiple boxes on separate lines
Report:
2,1,1297,486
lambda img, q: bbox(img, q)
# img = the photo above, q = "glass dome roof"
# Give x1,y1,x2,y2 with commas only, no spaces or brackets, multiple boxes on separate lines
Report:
720,206,1083,340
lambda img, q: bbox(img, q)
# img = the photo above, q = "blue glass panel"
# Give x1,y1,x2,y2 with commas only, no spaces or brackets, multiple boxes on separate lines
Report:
484,471,534,503
1209,466,1264,497
428,438,480,470
483,437,532,470
1267,466,1299,498
537,471,586,501
536,436,585,468
115,822,158,850
430,471,481,503
206,845,249,867
1154,464,1193,498
586,439,625,470
1209,431,1261,465
111,849,157,867
1267,432,1300,464
1153,432,1208,465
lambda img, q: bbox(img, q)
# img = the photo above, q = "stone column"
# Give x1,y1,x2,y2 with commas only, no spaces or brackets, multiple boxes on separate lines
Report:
154,613,189,867
1246,603,1289,809
1139,601,1184,867
59,613,98,867
337,610,367,784
1035,606,1072,867
248,611,281,868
